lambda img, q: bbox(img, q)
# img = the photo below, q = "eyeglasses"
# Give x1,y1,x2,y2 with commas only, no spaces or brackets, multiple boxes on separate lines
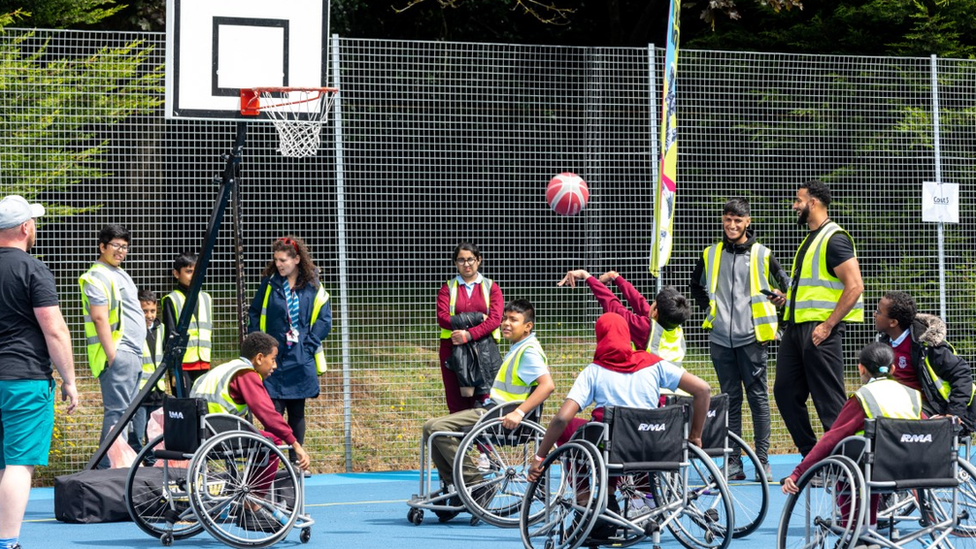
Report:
455,257,478,265
107,242,130,252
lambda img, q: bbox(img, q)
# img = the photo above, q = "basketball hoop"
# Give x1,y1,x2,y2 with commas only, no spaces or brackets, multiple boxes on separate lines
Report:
240,87,338,158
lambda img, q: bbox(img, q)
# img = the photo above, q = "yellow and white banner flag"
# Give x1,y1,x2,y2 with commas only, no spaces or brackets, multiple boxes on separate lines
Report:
651,0,680,277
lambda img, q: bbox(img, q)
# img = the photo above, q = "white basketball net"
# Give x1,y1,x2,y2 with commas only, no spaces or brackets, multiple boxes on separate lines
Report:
259,89,337,158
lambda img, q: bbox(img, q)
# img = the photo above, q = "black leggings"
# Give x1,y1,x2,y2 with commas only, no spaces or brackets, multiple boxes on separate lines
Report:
272,398,307,444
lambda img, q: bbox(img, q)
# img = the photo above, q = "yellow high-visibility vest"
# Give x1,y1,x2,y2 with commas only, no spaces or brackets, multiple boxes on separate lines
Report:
162,289,213,363
490,337,548,402
701,242,779,342
79,263,123,378
853,378,922,421
785,223,864,323
439,278,501,341
647,322,686,364
139,323,167,392
260,283,331,375
189,358,253,416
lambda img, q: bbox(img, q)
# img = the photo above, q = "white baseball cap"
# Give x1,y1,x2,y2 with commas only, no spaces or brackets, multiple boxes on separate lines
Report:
0,195,45,230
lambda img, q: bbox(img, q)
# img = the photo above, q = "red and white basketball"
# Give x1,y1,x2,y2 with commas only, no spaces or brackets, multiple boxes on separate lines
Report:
546,172,589,216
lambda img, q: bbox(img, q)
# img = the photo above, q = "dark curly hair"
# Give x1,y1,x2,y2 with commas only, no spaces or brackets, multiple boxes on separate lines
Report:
883,291,917,331
261,235,319,289
799,179,832,207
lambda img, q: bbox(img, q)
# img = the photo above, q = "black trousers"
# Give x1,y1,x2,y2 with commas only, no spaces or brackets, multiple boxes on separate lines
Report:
272,398,307,444
773,321,848,456
710,340,771,463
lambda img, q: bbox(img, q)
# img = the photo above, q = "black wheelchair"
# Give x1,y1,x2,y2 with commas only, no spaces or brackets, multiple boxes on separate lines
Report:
124,398,313,548
406,401,548,527
665,393,770,538
519,403,733,549
778,416,976,549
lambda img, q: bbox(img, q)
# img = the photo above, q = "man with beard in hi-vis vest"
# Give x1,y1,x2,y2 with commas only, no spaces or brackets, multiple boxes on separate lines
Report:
770,180,864,458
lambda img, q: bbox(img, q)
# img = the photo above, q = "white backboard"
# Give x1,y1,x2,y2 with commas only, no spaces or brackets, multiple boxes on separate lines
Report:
166,0,329,120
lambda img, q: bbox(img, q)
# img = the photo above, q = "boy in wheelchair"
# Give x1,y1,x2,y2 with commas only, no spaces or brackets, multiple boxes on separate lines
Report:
527,312,711,537
421,299,555,517
189,331,311,526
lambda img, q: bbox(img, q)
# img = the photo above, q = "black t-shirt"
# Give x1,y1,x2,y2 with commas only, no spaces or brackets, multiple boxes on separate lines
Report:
0,248,60,380
785,222,856,322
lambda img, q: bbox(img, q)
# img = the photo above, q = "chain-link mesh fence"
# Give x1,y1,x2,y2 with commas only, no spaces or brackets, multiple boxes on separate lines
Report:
2,30,974,483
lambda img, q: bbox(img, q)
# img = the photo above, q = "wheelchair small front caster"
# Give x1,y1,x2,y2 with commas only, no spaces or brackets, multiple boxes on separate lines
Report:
407,507,424,525
160,532,173,547
300,527,311,543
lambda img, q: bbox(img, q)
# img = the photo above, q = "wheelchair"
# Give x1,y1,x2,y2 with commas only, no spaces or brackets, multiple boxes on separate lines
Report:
519,403,734,549
778,416,976,549
124,398,313,548
665,392,770,538
406,401,548,528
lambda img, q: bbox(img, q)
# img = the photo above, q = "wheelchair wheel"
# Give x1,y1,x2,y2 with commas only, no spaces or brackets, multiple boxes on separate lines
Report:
657,444,734,549
725,432,769,538
455,417,547,528
125,434,202,540
777,455,865,549
188,431,301,548
519,440,607,549
921,457,976,542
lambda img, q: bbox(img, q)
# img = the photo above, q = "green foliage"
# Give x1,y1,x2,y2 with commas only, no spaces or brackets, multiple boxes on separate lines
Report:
0,0,123,28
685,0,976,57
0,31,163,212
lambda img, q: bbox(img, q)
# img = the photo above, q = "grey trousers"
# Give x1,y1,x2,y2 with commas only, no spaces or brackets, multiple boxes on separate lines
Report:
710,340,771,463
97,350,141,469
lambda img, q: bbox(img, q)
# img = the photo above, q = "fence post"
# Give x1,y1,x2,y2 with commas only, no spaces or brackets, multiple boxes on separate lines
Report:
930,54,947,320
332,34,354,473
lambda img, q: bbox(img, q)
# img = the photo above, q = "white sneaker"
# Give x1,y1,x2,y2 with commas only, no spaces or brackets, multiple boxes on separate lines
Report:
477,453,491,472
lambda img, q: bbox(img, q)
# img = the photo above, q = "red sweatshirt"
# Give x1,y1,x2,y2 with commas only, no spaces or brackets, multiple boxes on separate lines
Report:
436,277,504,342
228,370,298,445
585,276,653,349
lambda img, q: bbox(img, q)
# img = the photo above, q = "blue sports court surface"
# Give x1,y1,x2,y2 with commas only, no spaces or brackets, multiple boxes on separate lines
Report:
21,456,800,548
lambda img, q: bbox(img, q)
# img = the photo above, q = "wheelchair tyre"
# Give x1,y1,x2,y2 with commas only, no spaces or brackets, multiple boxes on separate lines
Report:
188,431,301,548
921,457,976,540
777,455,865,549
125,434,202,540
519,440,607,549
407,508,423,525
725,432,769,538
657,444,734,549
455,417,547,528
300,527,311,543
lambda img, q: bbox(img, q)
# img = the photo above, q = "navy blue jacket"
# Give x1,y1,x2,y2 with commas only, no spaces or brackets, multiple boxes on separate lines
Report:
248,274,332,399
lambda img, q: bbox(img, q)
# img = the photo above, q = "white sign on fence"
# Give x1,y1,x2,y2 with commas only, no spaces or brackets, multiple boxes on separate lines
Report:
922,181,959,223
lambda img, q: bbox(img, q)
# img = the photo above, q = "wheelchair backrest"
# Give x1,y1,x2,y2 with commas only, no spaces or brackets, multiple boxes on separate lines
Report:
662,393,729,451
868,417,956,483
163,397,208,454
604,404,687,468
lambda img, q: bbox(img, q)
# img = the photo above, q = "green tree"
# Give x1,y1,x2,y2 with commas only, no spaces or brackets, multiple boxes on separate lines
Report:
1,5,162,216
0,0,124,28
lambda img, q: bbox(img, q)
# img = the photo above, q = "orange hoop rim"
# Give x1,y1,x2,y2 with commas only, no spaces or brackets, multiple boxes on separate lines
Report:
240,87,339,116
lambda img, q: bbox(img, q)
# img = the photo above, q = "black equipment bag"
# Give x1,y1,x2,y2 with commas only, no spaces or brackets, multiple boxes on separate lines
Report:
54,467,164,523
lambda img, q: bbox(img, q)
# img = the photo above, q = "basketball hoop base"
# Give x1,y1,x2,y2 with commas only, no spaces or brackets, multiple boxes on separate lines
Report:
240,87,338,158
